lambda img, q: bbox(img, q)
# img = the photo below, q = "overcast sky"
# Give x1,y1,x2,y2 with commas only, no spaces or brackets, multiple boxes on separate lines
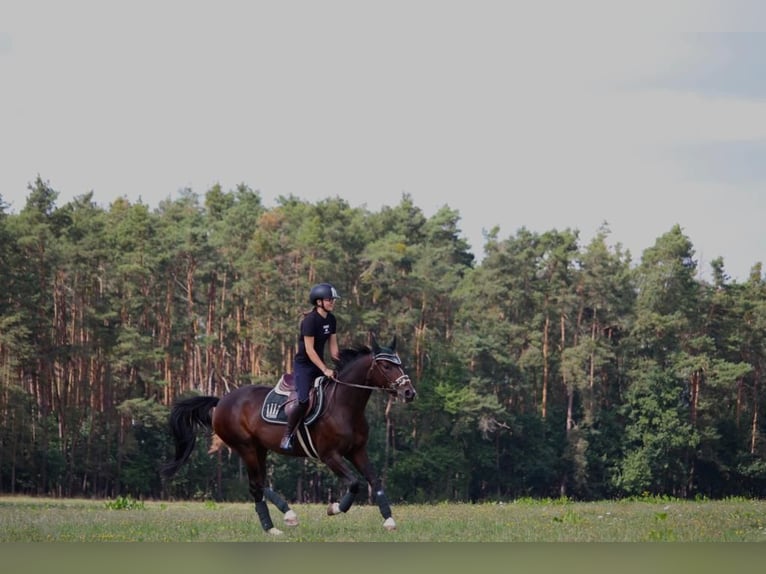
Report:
2,1,765,282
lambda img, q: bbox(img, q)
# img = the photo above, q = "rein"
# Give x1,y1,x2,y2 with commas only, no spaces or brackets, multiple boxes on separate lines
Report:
330,378,382,391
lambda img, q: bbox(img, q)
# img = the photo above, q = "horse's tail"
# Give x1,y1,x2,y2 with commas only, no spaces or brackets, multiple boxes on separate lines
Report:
161,395,220,479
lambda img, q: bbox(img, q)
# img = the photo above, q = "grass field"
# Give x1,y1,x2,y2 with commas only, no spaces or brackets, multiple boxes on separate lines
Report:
2,495,766,542
5,496,766,574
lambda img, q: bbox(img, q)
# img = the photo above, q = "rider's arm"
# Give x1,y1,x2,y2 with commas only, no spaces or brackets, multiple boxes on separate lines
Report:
304,335,334,377
328,333,339,362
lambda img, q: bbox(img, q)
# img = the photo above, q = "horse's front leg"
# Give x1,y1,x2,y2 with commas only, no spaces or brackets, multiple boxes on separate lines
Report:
349,448,396,531
322,452,364,517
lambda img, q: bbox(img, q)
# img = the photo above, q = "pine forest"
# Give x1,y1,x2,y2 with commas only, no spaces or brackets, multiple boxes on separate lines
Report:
1,177,765,504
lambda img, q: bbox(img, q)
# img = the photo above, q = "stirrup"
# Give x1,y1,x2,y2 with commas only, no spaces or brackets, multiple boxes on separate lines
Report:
280,434,294,452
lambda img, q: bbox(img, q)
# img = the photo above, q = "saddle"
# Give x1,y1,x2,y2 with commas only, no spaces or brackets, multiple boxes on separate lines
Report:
260,373,327,425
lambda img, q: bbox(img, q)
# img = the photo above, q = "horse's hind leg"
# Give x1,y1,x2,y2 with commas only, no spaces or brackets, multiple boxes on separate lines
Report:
265,487,298,526
242,448,296,535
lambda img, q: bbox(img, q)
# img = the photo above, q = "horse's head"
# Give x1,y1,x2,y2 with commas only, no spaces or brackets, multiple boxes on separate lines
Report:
368,333,417,403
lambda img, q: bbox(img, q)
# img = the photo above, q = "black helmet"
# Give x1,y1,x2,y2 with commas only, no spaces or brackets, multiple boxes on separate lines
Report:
309,283,341,305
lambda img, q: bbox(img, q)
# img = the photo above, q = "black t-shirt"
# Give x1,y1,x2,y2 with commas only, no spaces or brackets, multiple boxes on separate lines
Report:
295,309,336,366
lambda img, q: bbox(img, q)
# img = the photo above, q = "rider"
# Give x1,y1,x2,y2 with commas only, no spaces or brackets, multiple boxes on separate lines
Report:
280,282,341,452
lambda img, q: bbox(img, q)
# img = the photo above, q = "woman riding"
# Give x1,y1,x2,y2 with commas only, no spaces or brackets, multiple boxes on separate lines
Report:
280,282,342,452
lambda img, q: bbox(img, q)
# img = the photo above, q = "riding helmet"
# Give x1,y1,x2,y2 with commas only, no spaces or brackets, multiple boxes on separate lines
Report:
309,283,341,305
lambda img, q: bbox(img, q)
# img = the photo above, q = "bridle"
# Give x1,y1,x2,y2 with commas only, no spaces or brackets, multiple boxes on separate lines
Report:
331,351,412,394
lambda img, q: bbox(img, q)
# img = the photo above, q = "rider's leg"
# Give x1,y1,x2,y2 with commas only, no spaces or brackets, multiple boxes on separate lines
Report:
280,362,313,452
280,399,308,452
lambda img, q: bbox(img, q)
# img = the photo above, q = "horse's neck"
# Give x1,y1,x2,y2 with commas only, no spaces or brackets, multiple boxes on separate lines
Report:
333,362,373,410
332,382,372,412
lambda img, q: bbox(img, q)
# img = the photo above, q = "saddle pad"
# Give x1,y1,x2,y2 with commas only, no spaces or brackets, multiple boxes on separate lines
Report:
261,377,325,425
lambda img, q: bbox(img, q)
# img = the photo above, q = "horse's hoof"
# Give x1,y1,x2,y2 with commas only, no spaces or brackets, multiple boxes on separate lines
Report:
327,502,341,516
383,517,397,531
284,510,299,527
267,527,284,536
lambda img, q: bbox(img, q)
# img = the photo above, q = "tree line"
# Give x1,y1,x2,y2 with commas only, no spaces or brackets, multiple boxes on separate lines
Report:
1,176,765,503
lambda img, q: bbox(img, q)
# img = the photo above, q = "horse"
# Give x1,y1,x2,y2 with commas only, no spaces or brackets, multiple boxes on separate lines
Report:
161,334,416,534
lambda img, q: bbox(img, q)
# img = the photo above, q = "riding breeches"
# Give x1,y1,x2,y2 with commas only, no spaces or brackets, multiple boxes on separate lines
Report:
292,361,320,403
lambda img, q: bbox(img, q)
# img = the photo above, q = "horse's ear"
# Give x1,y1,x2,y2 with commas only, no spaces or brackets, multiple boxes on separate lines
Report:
370,331,380,353
389,335,397,352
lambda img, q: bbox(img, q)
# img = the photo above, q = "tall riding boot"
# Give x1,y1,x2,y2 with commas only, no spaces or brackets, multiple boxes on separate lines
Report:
280,400,309,452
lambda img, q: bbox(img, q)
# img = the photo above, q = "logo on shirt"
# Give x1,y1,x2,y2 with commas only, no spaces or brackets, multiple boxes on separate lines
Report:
322,324,331,335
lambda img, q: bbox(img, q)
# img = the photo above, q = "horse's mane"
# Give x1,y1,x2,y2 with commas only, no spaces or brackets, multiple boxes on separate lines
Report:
335,345,372,372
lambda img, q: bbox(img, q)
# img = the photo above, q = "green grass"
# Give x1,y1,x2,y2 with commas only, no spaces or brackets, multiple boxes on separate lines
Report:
2,496,766,542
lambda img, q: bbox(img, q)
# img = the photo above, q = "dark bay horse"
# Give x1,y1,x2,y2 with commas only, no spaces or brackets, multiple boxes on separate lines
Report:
161,334,416,534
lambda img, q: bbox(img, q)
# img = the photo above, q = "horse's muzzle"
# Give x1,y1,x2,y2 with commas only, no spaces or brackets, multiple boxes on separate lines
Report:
401,387,416,402
392,374,416,402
